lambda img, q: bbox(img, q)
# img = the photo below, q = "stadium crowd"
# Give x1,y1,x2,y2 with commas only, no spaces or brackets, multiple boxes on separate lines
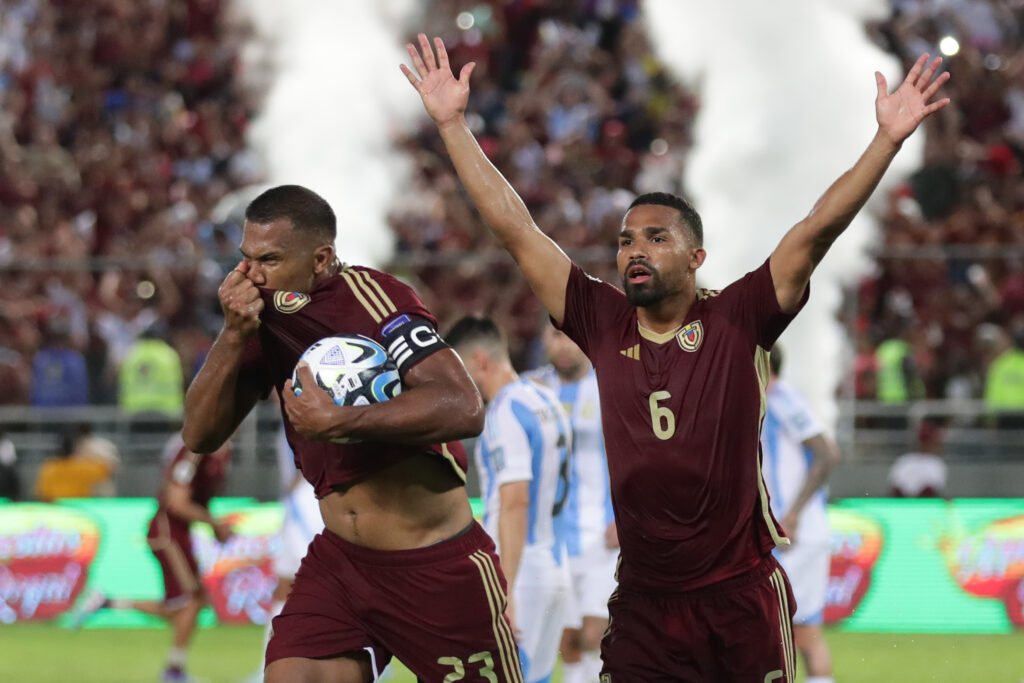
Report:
0,0,257,406
1,0,1022,414
853,0,1024,413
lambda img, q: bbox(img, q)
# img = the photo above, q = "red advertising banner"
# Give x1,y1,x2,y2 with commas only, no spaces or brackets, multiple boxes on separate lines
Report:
0,505,99,622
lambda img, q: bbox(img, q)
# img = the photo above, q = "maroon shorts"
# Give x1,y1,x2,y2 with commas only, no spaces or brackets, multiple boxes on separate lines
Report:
266,521,524,682
146,511,202,607
601,556,797,683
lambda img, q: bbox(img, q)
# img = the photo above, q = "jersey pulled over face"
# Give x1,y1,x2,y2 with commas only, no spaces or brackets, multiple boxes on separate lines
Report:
238,265,466,497
557,259,806,592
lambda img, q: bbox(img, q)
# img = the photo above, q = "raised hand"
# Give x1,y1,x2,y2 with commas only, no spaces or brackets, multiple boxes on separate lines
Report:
400,34,476,128
875,54,951,146
218,261,262,338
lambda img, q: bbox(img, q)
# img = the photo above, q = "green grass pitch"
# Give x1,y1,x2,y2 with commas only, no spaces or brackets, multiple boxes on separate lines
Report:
1,625,1022,682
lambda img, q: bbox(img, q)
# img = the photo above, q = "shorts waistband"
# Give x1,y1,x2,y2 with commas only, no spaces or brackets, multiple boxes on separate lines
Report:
696,554,781,597
622,554,781,599
322,520,491,568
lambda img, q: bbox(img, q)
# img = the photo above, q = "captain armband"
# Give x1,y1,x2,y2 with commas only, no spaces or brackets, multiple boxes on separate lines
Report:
380,314,449,375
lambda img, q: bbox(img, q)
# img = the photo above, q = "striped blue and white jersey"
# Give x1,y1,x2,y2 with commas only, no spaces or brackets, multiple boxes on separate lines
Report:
476,378,572,561
528,365,613,558
761,379,830,545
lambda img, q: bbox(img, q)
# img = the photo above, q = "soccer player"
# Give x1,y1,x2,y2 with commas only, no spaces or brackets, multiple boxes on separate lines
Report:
527,326,616,683
446,316,571,683
402,35,950,680
73,433,234,683
182,185,522,683
761,347,842,683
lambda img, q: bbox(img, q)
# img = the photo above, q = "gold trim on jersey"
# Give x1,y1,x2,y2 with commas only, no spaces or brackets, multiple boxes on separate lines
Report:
468,551,524,683
439,443,467,483
340,270,380,322
339,268,395,323
619,344,640,360
696,287,721,301
637,323,680,344
755,345,790,548
770,569,796,681
356,269,397,313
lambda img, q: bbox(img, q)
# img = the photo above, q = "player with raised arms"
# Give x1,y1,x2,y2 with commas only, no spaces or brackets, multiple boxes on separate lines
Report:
402,34,950,681
183,185,523,683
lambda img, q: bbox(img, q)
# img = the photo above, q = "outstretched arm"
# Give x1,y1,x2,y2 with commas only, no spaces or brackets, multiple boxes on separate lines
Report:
770,54,951,311
779,434,841,545
401,34,572,325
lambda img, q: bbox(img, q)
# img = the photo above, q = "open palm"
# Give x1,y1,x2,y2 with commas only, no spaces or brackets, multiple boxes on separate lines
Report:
875,53,951,145
401,34,476,127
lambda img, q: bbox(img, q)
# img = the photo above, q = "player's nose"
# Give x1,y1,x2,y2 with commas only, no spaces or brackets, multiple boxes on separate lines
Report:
246,263,266,284
623,242,648,261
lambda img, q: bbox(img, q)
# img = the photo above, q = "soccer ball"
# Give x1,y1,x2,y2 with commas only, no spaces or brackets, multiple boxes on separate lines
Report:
292,334,402,413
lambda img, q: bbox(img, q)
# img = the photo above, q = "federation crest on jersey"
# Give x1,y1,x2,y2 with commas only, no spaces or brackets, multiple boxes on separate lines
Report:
273,291,311,314
677,320,704,352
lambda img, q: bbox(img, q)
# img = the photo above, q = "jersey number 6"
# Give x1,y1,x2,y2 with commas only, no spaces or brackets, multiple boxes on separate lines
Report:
648,391,676,440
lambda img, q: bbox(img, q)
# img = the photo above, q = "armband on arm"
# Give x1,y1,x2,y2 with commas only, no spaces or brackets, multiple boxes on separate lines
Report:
380,315,450,376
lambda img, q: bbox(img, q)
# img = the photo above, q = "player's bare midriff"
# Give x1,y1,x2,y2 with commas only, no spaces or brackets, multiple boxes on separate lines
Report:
318,452,473,550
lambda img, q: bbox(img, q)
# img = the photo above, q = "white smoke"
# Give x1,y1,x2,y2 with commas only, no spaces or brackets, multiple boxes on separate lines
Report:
643,0,924,426
234,0,418,267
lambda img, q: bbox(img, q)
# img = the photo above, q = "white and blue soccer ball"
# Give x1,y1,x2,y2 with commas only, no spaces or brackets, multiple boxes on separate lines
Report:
292,335,402,410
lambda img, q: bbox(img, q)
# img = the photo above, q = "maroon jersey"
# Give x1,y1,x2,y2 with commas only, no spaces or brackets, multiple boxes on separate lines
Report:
239,265,468,497
155,435,231,529
558,259,806,592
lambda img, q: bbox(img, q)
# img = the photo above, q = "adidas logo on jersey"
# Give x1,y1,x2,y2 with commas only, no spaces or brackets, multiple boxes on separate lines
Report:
619,344,640,360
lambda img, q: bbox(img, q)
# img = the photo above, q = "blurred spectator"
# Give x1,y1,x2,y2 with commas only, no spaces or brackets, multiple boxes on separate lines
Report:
74,423,121,496
0,431,20,500
888,420,948,498
118,324,184,416
875,320,925,406
34,428,116,501
29,319,89,407
852,330,879,400
984,320,1024,428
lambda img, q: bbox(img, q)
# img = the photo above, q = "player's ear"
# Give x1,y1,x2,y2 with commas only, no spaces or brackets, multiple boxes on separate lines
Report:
690,247,706,271
312,243,335,275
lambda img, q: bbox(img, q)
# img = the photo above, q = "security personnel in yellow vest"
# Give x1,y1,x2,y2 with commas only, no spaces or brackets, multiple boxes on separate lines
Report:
875,326,924,405
874,322,924,431
118,324,184,416
985,327,1024,429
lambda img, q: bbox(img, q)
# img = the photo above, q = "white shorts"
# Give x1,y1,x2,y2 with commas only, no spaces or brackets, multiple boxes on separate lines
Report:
776,540,830,625
564,534,618,628
513,550,571,683
272,480,322,579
